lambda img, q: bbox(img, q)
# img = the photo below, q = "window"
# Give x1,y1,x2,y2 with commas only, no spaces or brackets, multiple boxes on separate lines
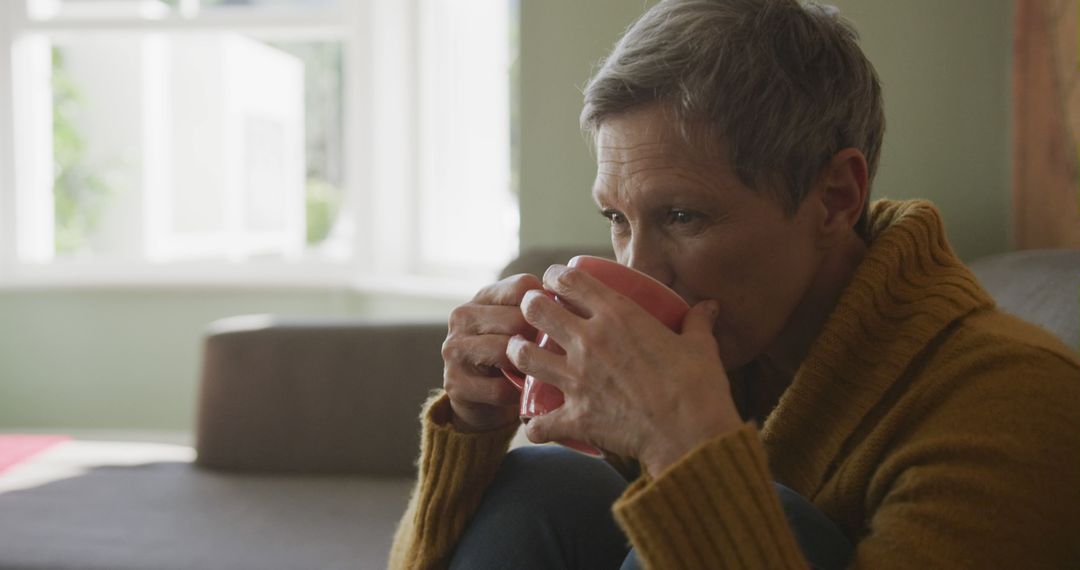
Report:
0,0,519,291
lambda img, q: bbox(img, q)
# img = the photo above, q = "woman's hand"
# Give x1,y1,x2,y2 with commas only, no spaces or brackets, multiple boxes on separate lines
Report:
442,274,541,433
507,265,745,477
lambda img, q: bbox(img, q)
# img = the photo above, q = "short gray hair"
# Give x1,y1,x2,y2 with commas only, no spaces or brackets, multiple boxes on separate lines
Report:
581,0,884,236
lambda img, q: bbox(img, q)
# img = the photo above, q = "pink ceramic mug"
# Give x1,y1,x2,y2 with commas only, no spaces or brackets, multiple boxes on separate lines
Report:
502,255,690,457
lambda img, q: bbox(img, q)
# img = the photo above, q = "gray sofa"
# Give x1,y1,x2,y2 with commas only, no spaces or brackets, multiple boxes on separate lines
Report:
967,249,1079,350
0,248,1075,570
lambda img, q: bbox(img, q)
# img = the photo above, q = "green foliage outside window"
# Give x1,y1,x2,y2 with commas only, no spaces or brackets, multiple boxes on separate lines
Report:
52,48,113,254
270,41,344,245
305,177,341,244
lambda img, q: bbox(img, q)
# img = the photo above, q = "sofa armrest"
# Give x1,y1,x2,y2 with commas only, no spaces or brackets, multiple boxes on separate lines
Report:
194,315,446,477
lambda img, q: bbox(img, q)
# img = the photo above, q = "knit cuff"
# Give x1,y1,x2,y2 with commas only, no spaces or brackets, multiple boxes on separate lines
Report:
613,423,807,570
420,391,520,460
409,392,520,555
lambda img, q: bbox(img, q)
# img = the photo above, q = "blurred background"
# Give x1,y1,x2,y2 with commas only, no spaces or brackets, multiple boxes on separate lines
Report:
0,0,1015,436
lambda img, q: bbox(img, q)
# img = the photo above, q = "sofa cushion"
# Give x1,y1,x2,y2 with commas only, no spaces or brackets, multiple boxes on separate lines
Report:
0,439,412,570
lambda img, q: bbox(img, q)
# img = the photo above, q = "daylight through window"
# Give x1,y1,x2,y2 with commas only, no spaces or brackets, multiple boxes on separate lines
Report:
0,0,519,289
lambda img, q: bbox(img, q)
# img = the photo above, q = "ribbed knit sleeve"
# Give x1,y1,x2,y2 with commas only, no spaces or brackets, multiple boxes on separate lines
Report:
614,423,808,570
388,391,519,570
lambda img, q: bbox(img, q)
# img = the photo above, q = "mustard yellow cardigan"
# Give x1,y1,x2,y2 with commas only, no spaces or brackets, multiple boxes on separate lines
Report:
389,200,1080,569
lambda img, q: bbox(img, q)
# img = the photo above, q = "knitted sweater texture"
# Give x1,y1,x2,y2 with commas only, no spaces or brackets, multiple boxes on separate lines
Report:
389,199,1080,569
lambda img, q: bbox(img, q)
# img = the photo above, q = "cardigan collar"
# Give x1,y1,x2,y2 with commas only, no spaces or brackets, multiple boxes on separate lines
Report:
758,199,995,497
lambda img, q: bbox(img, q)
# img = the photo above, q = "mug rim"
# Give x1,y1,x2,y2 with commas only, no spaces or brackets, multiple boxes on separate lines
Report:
568,254,690,310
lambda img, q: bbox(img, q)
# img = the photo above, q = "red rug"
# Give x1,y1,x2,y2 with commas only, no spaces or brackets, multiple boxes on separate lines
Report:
0,435,70,474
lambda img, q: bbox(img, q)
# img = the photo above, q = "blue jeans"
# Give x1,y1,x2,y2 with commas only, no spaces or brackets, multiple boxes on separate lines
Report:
449,446,851,570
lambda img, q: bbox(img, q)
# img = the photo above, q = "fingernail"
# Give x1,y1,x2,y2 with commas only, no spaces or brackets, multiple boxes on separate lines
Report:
543,264,566,281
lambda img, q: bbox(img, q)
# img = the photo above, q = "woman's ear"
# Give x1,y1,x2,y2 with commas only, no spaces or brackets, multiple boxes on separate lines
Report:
816,148,869,240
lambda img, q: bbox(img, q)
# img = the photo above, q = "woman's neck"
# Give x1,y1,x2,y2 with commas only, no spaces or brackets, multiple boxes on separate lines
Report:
755,233,868,403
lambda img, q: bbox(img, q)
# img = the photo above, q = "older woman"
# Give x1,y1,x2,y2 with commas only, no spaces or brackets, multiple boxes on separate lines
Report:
390,0,1080,569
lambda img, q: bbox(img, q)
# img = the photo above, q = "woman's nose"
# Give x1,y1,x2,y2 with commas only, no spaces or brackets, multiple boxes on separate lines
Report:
623,240,674,287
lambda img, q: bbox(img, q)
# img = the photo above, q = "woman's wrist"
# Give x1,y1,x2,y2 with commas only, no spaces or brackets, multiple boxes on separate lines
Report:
448,402,519,434
640,413,745,478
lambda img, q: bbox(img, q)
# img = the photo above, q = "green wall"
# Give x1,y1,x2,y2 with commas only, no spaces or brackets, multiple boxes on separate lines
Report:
0,289,456,431
518,0,649,251
0,0,1014,433
831,0,1013,260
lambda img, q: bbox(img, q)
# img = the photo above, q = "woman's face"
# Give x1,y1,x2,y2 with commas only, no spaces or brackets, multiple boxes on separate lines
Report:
592,105,826,369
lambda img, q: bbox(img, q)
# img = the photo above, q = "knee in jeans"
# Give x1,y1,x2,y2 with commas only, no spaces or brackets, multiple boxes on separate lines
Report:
492,446,627,517
451,446,632,570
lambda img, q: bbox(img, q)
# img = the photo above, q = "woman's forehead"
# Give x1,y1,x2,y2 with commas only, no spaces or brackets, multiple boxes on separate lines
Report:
596,106,731,169
591,156,745,213
593,109,741,203
596,106,683,152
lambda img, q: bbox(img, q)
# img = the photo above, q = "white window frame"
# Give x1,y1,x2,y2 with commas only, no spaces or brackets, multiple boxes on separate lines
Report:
0,0,515,298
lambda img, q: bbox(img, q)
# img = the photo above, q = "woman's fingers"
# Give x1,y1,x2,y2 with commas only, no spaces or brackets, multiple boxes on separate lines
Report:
449,273,542,340
443,335,521,408
681,300,721,349
522,405,584,446
442,331,518,373
445,368,521,408
442,332,522,432
540,264,609,316
473,273,543,305
518,289,587,349
446,369,521,433
441,273,548,433
448,303,536,338
527,266,661,351
505,334,573,389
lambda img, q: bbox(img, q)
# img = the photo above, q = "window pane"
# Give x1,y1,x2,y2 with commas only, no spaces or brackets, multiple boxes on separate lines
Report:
41,34,345,262
27,0,181,21
269,41,345,247
418,0,517,274
202,0,339,7
27,0,340,21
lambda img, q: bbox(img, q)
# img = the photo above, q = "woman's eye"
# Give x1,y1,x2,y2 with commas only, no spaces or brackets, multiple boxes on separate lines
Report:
668,209,697,224
601,209,626,225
